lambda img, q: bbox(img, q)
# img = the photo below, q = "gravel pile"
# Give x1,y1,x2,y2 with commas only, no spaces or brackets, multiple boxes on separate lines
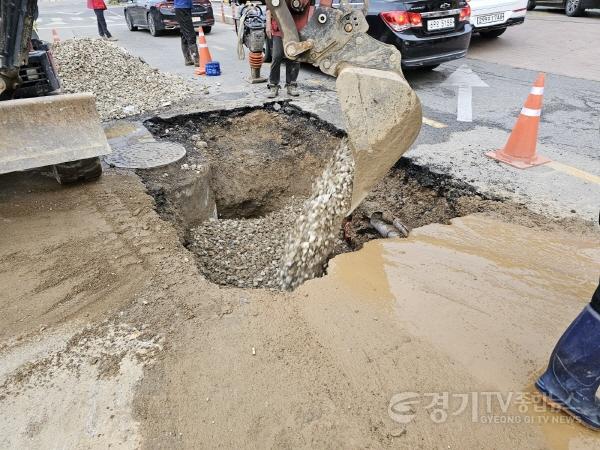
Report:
53,38,194,120
279,141,355,290
190,201,304,289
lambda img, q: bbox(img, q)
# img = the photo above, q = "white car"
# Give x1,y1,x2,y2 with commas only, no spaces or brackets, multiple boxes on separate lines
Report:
469,0,528,38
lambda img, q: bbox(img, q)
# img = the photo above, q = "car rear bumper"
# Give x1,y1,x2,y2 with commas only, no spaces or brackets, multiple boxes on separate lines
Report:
470,5,527,31
160,8,215,30
473,16,524,32
395,26,472,68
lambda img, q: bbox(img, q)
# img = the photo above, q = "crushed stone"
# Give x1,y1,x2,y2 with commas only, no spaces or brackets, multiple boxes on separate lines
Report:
189,200,305,289
279,141,354,290
53,38,195,121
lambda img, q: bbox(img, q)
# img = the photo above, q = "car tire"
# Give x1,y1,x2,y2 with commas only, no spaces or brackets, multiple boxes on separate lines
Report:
53,157,102,184
125,11,138,31
527,0,536,11
565,0,585,16
203,26,212,34
479,28,507,38
148,11,163,36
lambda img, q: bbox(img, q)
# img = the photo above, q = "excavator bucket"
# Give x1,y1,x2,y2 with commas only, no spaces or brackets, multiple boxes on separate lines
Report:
0,93,111,175
336,66,422,212
266,1,422,214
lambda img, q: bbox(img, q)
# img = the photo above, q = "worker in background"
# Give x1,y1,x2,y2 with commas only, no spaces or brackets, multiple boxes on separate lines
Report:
536,281,600,430
174,0,199,66
265,0,312,98
87,0,117,41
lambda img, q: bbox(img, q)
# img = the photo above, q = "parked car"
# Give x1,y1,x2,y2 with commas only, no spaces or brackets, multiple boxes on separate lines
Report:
527,0,600,16
364,0,473,70
469,0,527,38
124,0,215,36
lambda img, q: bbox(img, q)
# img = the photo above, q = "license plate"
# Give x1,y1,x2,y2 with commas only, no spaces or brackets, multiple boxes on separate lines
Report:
427,17,455,31
476,12,505,25
192,17,201,22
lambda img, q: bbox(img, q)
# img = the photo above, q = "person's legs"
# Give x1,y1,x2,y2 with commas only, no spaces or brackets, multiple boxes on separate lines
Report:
176,8,198,65
268,36,283,97
535,280,600,430
94,9,105,37
98,10,112,38
285,60,300,96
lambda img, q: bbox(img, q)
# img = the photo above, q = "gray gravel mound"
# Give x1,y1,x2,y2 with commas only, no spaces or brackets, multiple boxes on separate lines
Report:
279,141,354,290
190,201,304,289
53,38,194,121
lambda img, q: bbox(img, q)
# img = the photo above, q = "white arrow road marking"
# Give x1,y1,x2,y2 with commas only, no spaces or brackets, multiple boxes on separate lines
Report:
457,86,473,122
442,65,488,123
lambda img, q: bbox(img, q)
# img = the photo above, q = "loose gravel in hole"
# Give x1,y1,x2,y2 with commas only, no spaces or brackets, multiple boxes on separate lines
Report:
279,141,355,290
53,38,195,121
187,141,354,291
189,200,304,289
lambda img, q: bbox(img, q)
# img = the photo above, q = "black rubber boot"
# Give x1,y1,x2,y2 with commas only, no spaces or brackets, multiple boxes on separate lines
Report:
536,304,600,430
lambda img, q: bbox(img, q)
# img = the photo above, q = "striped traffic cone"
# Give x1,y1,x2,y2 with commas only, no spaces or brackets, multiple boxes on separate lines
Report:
194,27,213,76
486,73,551,169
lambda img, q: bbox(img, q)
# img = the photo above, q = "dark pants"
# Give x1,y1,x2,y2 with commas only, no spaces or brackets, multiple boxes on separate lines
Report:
94,9,111,38
269,36,300,87
591,282,600,314
175,8,198,63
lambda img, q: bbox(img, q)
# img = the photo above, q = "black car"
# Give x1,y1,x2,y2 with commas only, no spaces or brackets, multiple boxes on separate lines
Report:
124,0,215,36
365,0,472,69
527,0,600,17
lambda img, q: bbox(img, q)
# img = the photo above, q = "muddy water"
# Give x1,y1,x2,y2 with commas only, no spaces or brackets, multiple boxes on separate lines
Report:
306,214,600,450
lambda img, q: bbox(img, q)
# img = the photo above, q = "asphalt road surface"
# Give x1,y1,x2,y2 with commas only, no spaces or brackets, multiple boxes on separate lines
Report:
37,0,600,221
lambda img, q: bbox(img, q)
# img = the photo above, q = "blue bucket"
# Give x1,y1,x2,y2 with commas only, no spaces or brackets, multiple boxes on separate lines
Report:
205,62,221,76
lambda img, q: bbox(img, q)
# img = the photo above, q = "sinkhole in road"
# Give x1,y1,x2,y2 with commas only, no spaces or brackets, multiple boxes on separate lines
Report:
139,104,520,290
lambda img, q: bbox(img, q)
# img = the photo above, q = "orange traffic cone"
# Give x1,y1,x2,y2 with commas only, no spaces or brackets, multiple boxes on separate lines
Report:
194,27,212,76
51,29,61,44
486,73,551,169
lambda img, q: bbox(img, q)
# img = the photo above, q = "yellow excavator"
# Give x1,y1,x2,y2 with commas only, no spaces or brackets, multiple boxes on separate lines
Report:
0,0,110,183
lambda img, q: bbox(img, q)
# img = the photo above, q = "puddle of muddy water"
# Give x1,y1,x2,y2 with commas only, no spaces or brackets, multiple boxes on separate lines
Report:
319,214,600,450
136,105,597,291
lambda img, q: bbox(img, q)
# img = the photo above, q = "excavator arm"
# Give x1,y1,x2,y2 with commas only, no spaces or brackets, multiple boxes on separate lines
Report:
266,0,422,212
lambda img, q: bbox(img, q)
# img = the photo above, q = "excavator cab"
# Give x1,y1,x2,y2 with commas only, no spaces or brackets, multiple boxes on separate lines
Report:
0,0,111,183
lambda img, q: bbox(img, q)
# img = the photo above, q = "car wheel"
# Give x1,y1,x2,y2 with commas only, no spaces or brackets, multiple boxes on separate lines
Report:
527,0,536,11
404,64,440,72
148,11,163,36
565,0,585,16
420,64,440,71
53,158,102,184
125,11,138,31
479,28,507,38
203,26,212,34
